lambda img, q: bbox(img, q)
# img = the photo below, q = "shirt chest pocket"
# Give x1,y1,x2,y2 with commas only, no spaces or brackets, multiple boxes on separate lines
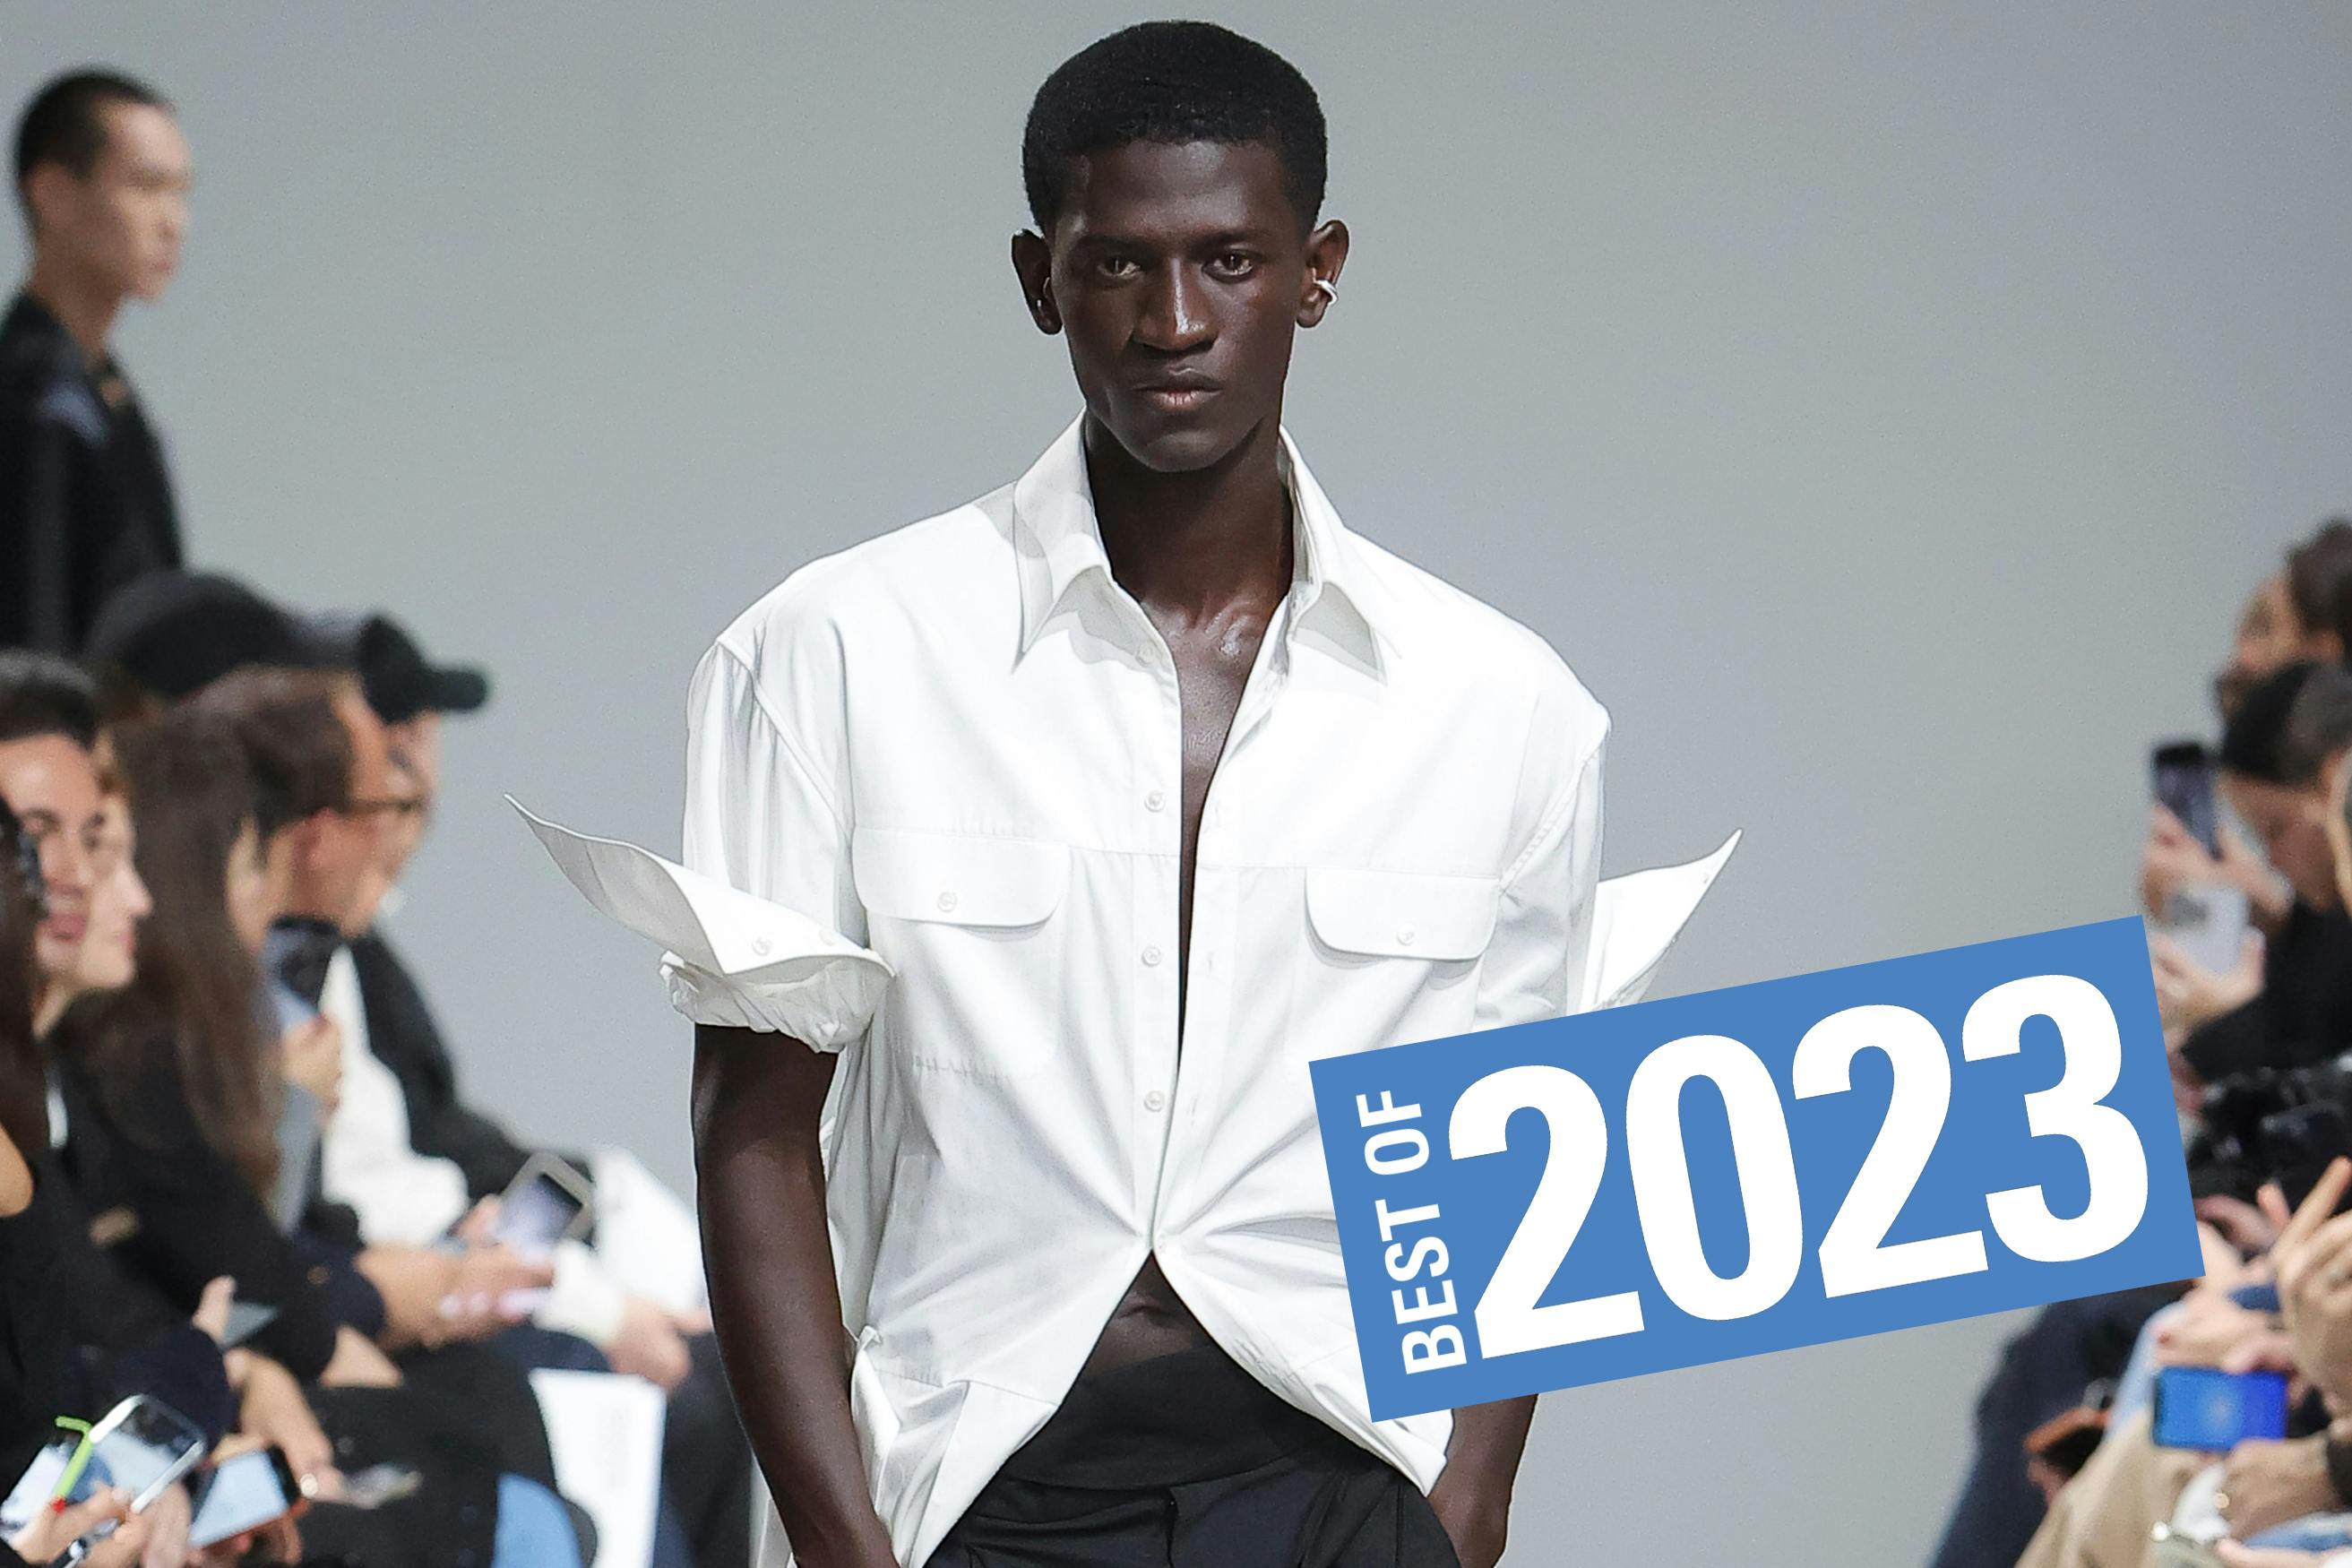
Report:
851,827,1070,1078
1305,867,1500,961
1299,866,1501,1050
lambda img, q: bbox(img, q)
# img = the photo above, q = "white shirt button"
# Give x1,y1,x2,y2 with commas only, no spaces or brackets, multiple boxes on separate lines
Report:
1144,1090,1167,1112
1397,926,1417,947
1145,789,1167,812
751,936,772,957
937,891,959,913
1141,945,1163,967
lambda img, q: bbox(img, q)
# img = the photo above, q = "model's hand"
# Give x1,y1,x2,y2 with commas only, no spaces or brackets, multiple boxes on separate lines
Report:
1426,1470,1508,1568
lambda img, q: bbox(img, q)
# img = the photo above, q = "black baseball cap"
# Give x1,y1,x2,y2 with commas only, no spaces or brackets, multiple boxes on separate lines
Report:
83,571,338,701
314,612,489,725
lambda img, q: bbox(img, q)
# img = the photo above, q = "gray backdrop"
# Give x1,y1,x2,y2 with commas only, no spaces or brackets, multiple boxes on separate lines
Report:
9,4,2350,1561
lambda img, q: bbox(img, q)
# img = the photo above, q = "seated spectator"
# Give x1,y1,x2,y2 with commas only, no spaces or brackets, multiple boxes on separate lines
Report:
2175,664,2352,1087
0,797,153,1568
0,649,589,1568
2144,521,2352,943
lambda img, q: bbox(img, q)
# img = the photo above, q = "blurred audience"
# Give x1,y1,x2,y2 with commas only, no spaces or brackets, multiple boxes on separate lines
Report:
3,72,189,654
1933,517,2352,1568
0,539,754,1568
0,650,595,1568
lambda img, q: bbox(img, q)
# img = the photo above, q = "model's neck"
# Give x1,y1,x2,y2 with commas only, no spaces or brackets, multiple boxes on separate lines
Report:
1087,416,1294,626
22,262,124,367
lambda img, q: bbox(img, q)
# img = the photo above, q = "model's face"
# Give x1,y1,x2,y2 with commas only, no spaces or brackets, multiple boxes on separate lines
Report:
28,102,192,302
2226,771,2339,910
0,734,108,990
1013,139,1346,473
68,796,149,995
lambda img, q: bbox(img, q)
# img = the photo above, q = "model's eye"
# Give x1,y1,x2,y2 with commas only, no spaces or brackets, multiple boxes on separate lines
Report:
1097,255,1142,280
1210,252,1256,278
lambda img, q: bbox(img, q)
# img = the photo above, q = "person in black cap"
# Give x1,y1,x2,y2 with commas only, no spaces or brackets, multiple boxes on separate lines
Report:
3,71,193,654
81,570,333,709
317,613,754,1568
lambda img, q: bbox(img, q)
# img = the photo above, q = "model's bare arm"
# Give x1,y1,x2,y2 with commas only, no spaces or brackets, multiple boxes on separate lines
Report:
693,1023,898,1568
1428,1393,1537,1568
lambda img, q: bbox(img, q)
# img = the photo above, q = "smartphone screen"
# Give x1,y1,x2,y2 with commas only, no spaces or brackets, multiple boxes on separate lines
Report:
188,1450,296,1548
2154,741,2223,858
220,1299,280,1349
494,1169,588,1258
87,1397,211,1511
262,920,341,1013
2151,1366,2290,1450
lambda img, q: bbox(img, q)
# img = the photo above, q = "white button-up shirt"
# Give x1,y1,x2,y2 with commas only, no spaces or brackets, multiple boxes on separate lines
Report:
521,416,1737,1568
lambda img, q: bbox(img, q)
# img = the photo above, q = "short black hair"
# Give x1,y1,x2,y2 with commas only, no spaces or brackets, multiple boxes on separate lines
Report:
0,650,99,750
2287,517,2352,650
1022,22,1327,235
2279,662,2352,787
13,68,171,213
2220,661,2335,786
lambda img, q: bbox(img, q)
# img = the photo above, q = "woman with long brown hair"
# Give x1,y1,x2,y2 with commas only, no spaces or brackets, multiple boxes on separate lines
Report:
54,711,356,1386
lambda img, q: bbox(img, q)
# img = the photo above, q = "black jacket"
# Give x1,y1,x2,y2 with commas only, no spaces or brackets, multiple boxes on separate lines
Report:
349,930,540,1201
53,1041,348,1383
2182,901,2352,1084
0,293,181,653
0,1152,234,1469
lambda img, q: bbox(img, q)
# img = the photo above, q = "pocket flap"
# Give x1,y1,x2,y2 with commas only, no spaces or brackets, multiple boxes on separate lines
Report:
1305,867,1500,961
852,828,1069,927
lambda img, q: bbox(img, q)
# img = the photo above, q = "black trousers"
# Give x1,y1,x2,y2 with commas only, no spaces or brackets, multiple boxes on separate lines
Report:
925,1345,1460,1568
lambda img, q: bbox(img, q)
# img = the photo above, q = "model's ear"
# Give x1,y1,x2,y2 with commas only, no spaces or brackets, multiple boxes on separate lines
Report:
1011,231,1062,335
1297,219,1349,329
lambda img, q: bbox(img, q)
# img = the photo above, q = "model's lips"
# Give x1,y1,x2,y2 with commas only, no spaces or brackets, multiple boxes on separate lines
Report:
1135,381,1220,413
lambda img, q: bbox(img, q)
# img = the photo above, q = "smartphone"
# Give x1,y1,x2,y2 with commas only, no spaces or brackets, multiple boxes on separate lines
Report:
2264,1098,2352,1215
262,919,341,1014
43,1396,211,1566
491,1152,594,1259
2154,740,2223,857
2151,1366,2290,1450
220,1299,280,1349
188,1448,300,1549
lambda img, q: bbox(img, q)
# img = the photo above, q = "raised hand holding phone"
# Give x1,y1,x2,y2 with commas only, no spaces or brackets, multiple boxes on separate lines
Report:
6,1490,147,1568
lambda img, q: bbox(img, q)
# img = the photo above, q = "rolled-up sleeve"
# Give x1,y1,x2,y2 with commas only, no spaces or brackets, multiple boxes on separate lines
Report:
1474,675,1609,1032
672,638,875,1048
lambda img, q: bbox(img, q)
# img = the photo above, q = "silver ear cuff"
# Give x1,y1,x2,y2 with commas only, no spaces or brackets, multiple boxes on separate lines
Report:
1312,278,1339,302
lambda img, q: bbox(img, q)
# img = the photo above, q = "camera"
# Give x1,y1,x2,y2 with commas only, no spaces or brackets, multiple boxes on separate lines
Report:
2191,1060,2352,1210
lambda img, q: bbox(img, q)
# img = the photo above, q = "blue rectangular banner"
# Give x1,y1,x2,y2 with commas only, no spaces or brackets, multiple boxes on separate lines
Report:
1309,917,2200,1420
